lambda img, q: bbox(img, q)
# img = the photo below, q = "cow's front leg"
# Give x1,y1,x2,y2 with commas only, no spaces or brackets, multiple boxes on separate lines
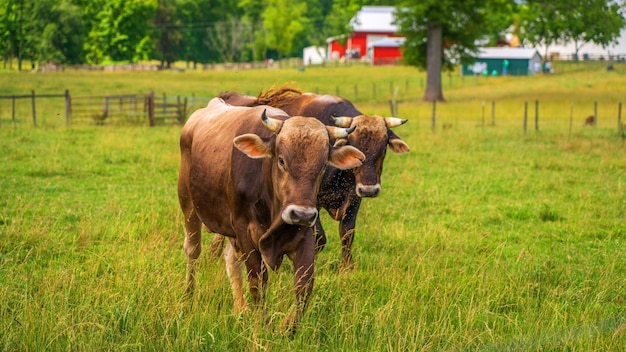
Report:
339,197,361,271
243,248,268,308
224,238,246,313
284,229,315,332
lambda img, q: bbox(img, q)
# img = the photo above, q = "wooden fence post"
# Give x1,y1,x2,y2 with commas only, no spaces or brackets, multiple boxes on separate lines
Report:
147,91,155,127
491,100,496,126
102,97,109,119
534,100,539,131
524,101,528,134
481,100,485,128
618,102,623,137
31,90,37,127
569,103,573,137
594,101,598,127
162,93,167,115
12,95,16,123
65,89,71,125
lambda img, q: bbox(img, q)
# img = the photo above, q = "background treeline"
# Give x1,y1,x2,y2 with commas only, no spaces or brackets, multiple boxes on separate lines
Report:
0,0,395,70
1,0,625,72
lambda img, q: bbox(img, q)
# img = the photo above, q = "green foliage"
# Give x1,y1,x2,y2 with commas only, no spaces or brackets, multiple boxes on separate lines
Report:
262,0,308,59
521,0,626,59
314,0,361,47
396,0,516,71
84,0,158,64
395,0,518,101
36,0,86,64
150,0,181,67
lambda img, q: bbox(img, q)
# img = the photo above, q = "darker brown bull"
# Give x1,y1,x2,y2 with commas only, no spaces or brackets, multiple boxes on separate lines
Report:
178,98,364,330
218,88,410,270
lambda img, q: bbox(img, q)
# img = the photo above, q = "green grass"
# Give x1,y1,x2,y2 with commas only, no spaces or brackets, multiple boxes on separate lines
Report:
1,63,625,350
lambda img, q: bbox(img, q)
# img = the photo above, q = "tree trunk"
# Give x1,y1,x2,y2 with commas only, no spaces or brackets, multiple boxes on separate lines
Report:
423,23,445,102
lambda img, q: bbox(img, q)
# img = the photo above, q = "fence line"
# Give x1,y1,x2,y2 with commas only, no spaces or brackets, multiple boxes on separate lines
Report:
0,90,190,127
0,90,623,138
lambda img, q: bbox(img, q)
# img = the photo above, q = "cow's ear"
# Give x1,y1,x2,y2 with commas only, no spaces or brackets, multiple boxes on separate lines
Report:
328,145,365,170
233,134,272,158
388,137,410,154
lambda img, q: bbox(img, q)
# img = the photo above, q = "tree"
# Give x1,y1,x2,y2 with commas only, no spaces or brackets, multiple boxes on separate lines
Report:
151,0,181,68
205,17,253,63
0,0,23,69
519,1,568,59
35,0,85,65
84,0,157,64
521,0,626,60
320,0,361,49
261,0,308,62
395,0,515,102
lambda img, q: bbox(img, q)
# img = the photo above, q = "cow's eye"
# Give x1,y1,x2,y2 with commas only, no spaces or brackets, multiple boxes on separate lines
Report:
278,156,285,168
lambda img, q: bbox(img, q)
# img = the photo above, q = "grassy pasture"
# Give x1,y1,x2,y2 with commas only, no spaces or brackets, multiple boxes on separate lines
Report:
1,63,625,350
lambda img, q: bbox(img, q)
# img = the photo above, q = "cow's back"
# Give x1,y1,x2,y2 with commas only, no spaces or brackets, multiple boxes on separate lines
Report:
280,94,362,125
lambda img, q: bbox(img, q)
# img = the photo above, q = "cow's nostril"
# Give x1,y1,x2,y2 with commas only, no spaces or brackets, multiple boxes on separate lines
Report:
283,205,318,226
356,184,381,197
291,209,317,225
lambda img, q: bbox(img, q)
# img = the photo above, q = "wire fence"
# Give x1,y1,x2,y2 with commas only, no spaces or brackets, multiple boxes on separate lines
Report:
0,91,196,127
0,89,623,140
395,99,625,138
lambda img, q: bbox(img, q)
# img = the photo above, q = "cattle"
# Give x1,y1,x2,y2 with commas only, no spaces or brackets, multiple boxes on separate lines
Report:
216,87,410,270
178,97,365,330
584,115,595,126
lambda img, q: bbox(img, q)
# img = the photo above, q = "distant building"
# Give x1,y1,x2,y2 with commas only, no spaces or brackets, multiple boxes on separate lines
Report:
534,28,626,61
303,46,326,66
368,37,405,66
326,6,404,66
462,47,542,76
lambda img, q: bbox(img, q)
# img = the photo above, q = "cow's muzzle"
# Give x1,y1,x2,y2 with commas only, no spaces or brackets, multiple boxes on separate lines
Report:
356,183,381,197
282,205,318,227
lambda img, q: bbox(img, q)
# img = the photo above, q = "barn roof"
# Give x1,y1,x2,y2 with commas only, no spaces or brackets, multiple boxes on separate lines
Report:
476,47,541,60
350,6,398,33
368,37,405,48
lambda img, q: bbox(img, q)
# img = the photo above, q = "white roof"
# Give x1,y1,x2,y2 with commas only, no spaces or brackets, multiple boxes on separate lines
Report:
476,47,541,60
368,37,405,48
350,6,398,33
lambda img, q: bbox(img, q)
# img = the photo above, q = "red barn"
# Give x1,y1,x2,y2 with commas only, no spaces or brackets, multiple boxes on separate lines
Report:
326,6,404,66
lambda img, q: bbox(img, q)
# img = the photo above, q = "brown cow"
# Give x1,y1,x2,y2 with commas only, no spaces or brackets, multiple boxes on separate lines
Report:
178,98,364,331
217,88,410,270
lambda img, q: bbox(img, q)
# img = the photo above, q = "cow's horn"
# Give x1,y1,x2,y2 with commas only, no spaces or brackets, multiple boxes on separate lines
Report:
332,116,353,128
261,109,283,133
385,117,408,128
327,125,356,139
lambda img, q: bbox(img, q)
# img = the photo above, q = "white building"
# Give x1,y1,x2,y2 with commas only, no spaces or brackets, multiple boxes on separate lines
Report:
303,46,326,66
534,28,626,60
